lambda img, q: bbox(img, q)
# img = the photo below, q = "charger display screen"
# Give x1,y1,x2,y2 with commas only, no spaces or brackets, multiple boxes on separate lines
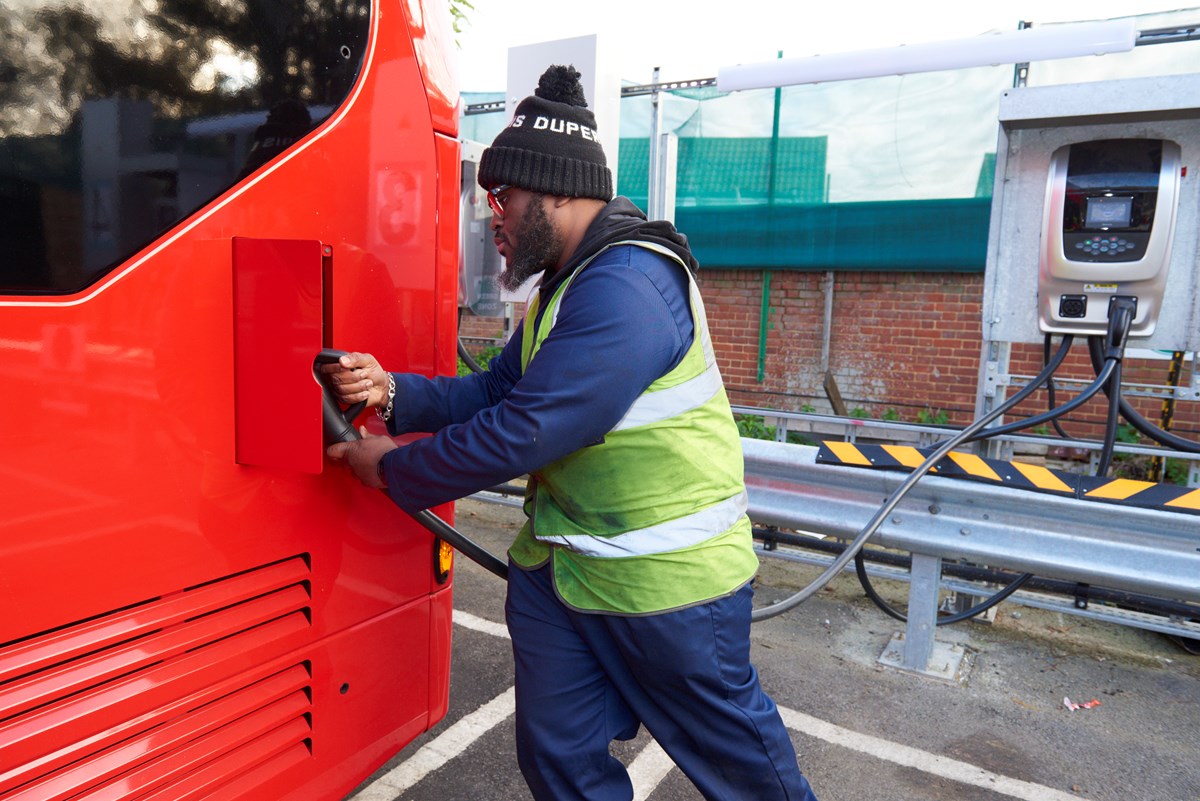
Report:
1084,196,1133,229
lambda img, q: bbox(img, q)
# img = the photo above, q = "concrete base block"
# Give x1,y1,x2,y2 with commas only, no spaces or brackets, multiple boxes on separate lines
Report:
878,633,971,684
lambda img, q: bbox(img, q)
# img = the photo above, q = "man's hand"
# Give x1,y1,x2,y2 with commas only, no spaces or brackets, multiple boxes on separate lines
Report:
318,352,390,407
327,428,398,489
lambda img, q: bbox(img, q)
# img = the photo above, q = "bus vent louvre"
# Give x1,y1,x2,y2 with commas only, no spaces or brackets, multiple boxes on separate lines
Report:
0,556,314,801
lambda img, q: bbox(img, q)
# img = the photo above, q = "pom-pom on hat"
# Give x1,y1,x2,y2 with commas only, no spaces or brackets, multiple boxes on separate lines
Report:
478,65,614,202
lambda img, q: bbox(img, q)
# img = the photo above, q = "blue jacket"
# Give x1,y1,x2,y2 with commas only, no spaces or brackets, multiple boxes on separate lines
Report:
380,198,699,513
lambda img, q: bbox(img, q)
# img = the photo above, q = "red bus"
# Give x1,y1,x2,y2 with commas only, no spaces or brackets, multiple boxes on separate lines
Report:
0,1,460,798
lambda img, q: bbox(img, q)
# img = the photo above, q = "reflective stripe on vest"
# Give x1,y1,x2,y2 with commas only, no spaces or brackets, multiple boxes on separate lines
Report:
534,491,749,558
604,242,725,432
611,360,723,431
530,239,724,434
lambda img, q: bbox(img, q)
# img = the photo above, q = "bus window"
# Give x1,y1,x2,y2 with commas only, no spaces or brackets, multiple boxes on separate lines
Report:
0,1,369,295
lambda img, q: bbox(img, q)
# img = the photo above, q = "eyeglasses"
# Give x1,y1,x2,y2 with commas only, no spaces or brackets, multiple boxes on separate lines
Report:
486,184,512,217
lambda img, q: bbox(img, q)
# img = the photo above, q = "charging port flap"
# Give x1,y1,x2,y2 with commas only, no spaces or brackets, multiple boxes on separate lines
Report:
233,237,325,473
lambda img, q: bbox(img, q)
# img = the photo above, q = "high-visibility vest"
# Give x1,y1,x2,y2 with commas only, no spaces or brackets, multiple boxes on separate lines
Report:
508,241,758,614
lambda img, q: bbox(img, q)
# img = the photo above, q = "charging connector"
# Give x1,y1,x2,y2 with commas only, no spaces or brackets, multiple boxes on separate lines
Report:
1095,297,1137,475
1102,296,1137,360
1058,295,1087,319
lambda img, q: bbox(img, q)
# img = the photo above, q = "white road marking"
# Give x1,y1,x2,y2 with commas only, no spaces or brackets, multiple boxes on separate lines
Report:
454,608,511,639
356,614,1079,801
778,707,1083,801
627,739,675,801
348,686,516,800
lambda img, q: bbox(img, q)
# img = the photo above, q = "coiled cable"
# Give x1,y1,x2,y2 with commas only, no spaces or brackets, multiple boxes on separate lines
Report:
751,334,1075,622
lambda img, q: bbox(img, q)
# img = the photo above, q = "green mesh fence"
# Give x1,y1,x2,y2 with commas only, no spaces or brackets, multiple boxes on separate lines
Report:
674,199,992,271
618,136,989,271
617,136,829,207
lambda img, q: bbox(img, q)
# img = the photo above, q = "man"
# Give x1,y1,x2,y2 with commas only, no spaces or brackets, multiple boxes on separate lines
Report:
325,64,819,801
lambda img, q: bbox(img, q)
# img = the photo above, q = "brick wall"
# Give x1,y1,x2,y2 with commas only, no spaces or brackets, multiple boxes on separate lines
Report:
705,271,985,424
458,268,1199,447
699,268,1199,445
458,310,509,347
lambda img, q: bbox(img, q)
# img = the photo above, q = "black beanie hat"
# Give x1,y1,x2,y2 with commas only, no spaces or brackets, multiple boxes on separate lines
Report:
478,65,614,201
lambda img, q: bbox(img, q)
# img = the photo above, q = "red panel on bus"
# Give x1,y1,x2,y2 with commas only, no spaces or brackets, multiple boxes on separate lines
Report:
232,237,325,474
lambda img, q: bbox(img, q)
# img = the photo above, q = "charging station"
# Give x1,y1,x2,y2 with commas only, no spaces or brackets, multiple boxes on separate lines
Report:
976,73,1200,472
980,73,1200,371
1039,137,1183,338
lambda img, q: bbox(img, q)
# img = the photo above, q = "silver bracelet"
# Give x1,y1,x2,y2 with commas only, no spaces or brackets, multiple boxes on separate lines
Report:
377,374,396,422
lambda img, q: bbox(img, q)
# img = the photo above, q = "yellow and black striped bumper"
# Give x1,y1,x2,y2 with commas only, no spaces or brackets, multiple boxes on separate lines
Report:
817,441,1200,515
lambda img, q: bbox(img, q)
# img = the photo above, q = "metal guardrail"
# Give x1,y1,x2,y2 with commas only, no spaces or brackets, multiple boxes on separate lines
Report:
742,438,1200,603
742,438,1200,675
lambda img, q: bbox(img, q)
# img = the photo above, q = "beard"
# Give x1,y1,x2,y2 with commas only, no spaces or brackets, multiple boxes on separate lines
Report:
498,194,561,292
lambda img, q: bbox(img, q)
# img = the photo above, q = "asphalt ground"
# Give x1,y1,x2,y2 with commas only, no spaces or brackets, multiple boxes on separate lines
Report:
347,497,1200,801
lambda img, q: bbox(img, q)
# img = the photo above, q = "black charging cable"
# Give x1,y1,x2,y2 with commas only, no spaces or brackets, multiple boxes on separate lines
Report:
963,357,1118,444
752,334,1075,622
1086,335,1200,455
850,300,1143,626
853,553,1031,625
1043,334,1072,439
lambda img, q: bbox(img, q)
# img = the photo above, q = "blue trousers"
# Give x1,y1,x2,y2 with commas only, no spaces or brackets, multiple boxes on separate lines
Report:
504,562,819,801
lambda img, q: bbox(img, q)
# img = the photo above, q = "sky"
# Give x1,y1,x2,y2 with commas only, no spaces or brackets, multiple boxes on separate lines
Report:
453,0,1195,92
